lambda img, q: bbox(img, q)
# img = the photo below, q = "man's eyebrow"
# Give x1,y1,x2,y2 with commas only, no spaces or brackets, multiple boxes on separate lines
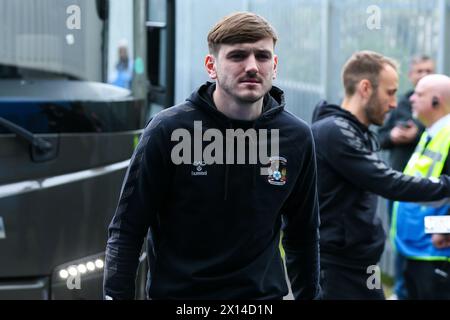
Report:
226,48,273,57
226,49,248,55
255,49,273,56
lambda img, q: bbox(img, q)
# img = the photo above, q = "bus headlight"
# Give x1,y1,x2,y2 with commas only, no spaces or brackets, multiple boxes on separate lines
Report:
53,253,105,281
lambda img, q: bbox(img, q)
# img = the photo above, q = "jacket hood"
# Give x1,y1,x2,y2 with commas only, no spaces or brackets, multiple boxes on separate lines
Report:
312,99,370,133
312,100,380,152
186,81,285,127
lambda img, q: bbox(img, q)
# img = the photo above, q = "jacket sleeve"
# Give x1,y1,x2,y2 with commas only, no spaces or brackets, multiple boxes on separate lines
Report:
419,156,450,207
281,128,321,300
323,119,450,202
103,117,172,299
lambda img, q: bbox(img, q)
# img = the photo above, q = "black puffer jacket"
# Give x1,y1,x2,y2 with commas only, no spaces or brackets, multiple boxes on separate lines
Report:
311,100,450,267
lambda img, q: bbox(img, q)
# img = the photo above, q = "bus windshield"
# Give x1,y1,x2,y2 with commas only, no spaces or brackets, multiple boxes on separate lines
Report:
0,0,135,89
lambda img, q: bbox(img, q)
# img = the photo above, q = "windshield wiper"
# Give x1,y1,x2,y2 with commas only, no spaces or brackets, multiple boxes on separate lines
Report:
0,116,54,155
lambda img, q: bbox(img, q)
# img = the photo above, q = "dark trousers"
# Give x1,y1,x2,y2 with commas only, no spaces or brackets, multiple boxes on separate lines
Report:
320,262,385,300
404,259,450,300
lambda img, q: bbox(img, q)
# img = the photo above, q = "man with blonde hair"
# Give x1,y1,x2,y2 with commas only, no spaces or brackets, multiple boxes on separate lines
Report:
312,51,450,299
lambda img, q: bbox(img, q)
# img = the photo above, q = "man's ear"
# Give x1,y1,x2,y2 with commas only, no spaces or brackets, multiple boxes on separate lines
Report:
205,54,217,80
272,55,278,80
358,79,373,100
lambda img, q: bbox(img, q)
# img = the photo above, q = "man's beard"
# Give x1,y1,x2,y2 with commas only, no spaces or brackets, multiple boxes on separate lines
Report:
364,93,383,126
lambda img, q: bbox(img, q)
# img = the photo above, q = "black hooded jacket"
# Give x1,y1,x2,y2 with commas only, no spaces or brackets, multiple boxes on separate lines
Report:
104,82,321,300
311,101,450,267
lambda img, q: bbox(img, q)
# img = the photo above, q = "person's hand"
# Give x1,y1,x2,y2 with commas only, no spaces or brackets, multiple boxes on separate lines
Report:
432,234,450,249
390,121,418,144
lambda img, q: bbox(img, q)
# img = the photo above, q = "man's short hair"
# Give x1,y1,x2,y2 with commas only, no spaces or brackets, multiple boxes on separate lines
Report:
342,51,399,97
207,12,278,55
409,54,433,68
